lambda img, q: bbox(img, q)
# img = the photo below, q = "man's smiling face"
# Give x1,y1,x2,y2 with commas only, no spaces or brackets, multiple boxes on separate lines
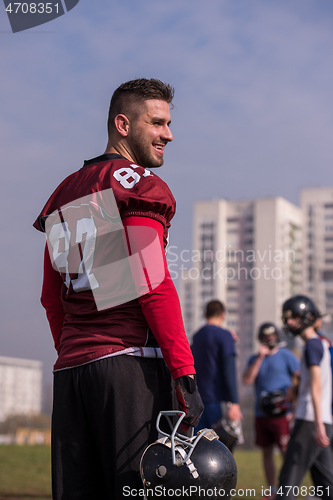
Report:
127,99,173,169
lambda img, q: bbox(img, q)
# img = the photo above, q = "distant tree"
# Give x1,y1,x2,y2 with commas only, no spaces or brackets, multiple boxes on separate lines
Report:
0,413,51,434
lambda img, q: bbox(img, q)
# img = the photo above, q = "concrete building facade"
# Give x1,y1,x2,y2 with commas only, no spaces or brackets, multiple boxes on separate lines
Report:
301,187,333,337
178,196,303,376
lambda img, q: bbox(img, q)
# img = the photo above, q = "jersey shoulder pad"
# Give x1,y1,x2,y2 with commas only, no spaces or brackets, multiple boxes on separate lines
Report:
33,156,176,232
110,159,176,228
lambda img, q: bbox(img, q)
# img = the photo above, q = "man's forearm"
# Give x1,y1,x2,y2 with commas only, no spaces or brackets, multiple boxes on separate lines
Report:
309,365,323,424
242,355,264,385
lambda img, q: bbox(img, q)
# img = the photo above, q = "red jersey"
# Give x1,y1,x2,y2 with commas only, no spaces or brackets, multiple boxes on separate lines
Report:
34,154,195,378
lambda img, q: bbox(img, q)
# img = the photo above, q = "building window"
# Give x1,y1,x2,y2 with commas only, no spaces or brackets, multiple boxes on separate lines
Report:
323,270,333,282
308,266,313,282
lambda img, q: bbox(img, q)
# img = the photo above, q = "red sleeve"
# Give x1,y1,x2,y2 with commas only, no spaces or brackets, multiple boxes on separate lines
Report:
122,216,195,379
41,245,65,352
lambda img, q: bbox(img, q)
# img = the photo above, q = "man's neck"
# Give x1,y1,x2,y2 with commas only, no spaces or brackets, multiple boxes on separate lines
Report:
300,326,318,342
268,346,279,355
104,141,136,163
206,316,224,327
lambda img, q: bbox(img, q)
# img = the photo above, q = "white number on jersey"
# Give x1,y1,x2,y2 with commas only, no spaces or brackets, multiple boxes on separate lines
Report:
113,164,153,189
48,217,99,292
113,167,141,189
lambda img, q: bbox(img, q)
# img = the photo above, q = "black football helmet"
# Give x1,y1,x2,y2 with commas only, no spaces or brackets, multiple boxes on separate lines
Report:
211,417,241,452
140,411,237,499
258,323,280,349
282,295,319,336
260,390,289,418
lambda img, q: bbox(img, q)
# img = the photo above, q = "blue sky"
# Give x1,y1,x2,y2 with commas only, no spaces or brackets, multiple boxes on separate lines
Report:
1,0,333,389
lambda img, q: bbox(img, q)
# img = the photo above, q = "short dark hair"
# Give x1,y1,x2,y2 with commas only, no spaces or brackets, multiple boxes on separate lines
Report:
205,300,225,319
107,78,175,135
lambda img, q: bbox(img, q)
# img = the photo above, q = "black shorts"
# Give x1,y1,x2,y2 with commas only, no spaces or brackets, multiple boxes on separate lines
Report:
52,355,174,499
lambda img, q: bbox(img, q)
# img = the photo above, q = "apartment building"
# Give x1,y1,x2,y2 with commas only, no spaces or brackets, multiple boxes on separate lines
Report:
178,197,303,375
0,356,42,422
301,187,333,336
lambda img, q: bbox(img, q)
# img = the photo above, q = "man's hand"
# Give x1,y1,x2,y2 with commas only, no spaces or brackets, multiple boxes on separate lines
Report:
259,344,271,357
227,403,242,421
230,330,239,342
314,421,330,447
175,375,204,428
285,384,298,403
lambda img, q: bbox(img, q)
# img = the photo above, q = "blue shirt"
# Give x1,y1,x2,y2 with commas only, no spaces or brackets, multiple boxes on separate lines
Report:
247,348,300,416
192,324,238,404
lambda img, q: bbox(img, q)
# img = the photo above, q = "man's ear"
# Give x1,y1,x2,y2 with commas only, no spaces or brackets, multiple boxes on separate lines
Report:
114,114,130,137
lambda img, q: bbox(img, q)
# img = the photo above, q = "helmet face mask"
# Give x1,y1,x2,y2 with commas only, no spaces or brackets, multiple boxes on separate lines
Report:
140,411,238,500
282,295,318,336
211,417,241,451
258,323,279,349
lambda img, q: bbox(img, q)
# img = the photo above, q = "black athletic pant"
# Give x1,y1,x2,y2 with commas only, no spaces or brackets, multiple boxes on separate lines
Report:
278,419,333,500
52,355,174,499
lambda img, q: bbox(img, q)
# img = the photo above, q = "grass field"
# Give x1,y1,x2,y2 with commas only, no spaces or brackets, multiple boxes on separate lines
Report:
0,446,311,500
0,446,51,500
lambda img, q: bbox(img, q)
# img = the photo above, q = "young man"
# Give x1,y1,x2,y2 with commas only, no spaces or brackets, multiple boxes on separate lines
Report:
192,300,242,431
278,295,333,500
33,79,203,499
242,323,299,498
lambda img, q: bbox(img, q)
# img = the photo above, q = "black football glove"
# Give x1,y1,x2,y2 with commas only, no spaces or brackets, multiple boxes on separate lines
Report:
175,375,204,429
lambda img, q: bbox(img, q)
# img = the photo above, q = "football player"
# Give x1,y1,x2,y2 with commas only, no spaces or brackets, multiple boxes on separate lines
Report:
242,322,299,498
34,79,203,499
278,296,333,500
191,300,242,438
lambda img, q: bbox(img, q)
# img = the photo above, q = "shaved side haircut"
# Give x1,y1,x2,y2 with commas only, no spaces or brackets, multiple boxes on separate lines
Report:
107,78,175,136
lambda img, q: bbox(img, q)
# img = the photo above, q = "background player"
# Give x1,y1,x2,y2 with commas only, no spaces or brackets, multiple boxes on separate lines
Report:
278,295,333,500
242,322,299,498
33,78,203,499
192,300,242,433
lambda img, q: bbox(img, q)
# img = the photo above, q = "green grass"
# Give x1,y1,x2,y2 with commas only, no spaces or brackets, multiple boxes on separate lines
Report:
234,450,311,499
0,446,51,500
0,446,312,500
234,449,268,496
